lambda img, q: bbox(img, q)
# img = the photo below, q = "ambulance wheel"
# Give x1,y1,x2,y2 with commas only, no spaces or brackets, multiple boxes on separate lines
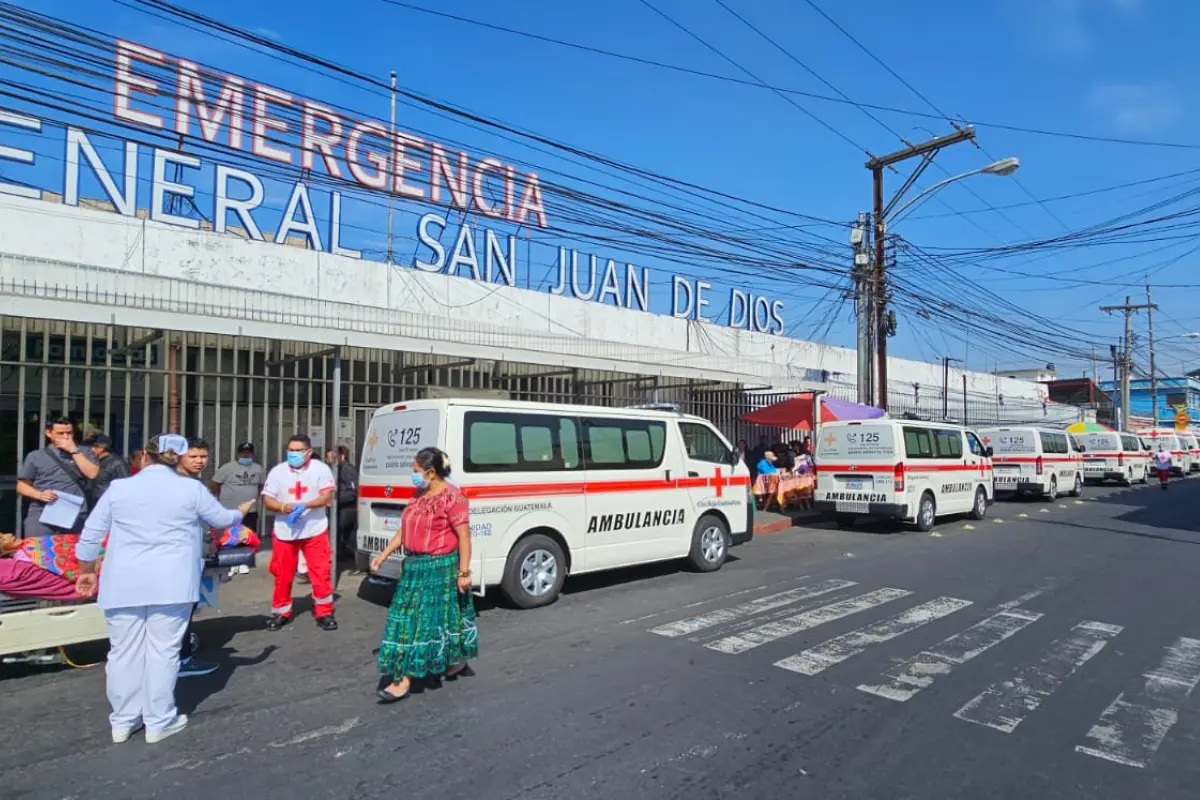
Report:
687,515,729,573
1044,476,1058,501
502,534,566,609
1120,469,1133,487
970,487,988,520
916,492,936,532
1139,468,1149,485
1070,474,1084,497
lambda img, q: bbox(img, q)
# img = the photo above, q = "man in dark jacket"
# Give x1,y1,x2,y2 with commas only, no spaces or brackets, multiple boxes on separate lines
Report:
85,434,129,499
326,445,358,558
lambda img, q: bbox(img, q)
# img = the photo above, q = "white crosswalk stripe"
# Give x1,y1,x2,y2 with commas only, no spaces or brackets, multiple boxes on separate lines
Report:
775,596,973,676
858,609,1044,702
1075,636,1200,769
704,588,912,655
648,579,856,638
954,620,1123,734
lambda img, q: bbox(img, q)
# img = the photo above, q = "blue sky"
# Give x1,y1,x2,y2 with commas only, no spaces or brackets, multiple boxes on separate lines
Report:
6,0,1200,376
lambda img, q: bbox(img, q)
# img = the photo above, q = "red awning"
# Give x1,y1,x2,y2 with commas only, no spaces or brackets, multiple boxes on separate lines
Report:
740,393,821,431
740,392,884,430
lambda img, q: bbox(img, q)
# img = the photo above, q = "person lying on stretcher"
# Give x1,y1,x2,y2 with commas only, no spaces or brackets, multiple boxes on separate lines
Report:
0,532,93,602
0,525,259,603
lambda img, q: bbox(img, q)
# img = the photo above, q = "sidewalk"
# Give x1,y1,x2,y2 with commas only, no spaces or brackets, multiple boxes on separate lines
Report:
752,506,824,535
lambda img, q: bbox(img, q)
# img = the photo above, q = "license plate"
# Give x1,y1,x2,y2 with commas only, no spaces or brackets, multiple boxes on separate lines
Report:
845,480,864,490
835,501,869,514
995,476,1017,484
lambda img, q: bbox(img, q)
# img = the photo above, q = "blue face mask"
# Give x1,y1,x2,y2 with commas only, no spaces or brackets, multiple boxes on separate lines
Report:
237,457,253,466
286,452,307,468
410,471,428,488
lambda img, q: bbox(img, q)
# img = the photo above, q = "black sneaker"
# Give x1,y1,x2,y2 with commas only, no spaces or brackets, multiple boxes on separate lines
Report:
316,615,338,632
266,614,291,631
178,658,219,678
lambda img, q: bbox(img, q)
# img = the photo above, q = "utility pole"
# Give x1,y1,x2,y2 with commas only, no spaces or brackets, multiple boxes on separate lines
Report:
386,70,398,265
942,356,962,420
1101,296,1155,430
1109,344,1120,429
867,126,977,411
851,213,873,405
1146,284,1159,426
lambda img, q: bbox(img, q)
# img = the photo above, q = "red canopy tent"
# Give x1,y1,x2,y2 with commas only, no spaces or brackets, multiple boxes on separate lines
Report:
739,392,884,431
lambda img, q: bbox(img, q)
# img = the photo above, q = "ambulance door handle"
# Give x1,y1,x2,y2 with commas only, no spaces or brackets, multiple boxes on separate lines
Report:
688,471,700,477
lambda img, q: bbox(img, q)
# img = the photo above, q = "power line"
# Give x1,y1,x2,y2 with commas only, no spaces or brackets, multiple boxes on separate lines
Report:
372,0,1200,152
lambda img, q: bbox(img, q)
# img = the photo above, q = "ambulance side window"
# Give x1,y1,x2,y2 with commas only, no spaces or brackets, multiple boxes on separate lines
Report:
464,411,582,473
678,422,731,464
933,429,963,458
903,427,935,459
965,432,986,457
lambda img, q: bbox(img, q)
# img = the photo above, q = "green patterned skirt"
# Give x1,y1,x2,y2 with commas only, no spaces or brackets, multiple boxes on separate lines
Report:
377,553,479,679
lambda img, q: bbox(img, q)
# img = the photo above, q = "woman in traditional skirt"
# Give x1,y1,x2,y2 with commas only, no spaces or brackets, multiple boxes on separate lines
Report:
371,447,477,703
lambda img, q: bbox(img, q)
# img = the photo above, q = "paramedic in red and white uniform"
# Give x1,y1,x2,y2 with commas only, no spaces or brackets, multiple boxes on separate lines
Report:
261,434,338,632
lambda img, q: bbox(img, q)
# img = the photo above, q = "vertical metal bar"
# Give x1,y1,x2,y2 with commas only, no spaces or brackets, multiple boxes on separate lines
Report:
39,325,49,427
142,331,151,439
330,346,342,589
199,337,208,460
61,325,71,421
215,337,224,464
83,325,93,432
121,331,132,457
15,319,28,536
277,345,286,459
305,344,314,441
179,334,189,435
161,330,171,432
260,340,269,463
229,337,239,456
103,325,113,448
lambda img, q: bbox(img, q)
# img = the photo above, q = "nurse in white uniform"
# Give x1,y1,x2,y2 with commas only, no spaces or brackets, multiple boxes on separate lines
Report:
75,434,255,744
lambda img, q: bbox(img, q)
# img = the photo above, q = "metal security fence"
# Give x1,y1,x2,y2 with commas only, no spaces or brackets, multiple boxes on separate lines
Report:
1,315,756,534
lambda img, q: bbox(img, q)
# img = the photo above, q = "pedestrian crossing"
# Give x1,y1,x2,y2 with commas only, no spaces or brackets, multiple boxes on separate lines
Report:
645,578,1200,770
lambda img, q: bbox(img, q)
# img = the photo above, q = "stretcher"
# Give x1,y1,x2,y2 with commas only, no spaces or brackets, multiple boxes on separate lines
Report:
0,593,107,657
0,547,255,661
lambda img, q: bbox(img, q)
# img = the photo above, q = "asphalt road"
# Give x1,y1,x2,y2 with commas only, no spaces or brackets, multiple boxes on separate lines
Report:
5,476,1200,799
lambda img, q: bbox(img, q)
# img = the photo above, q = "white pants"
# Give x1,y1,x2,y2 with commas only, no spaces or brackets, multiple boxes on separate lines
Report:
104,603,193,732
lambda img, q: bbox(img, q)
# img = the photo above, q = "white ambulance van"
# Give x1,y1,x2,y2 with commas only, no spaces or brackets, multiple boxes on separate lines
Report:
978,426,1084,500
354,399,752,608
812,419,993,532
1136,429,1188,474
1180,431,1200,472
1074,430,1150,486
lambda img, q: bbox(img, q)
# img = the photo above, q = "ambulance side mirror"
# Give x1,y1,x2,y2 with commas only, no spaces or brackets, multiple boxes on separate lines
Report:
1076,445,1086,453
728,448,741,467
985,446,994,458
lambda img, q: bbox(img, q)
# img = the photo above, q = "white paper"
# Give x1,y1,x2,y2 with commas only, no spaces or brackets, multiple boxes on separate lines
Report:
39,491,85,528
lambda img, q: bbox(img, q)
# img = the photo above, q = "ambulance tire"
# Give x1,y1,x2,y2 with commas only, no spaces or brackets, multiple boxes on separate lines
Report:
1120,469,1133,487
687,514,730,573
1070,474,1084,497
915,492,936,532
1138,467,1149,485
970,487,988,520
502,534,567,610
1044,477,1058,501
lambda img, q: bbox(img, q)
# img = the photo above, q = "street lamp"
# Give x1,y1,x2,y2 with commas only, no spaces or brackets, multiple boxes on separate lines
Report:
889,157,1021,223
